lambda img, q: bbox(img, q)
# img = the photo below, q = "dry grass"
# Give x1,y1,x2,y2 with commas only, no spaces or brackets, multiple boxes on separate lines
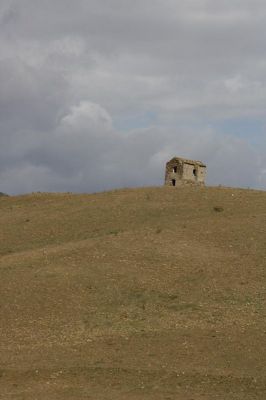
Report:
0,186,266,399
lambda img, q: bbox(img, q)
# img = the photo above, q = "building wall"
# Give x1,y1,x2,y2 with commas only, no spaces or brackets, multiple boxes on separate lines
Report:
197,166,207,183
182,163,206,184
164,159,183,186
183,163,197,182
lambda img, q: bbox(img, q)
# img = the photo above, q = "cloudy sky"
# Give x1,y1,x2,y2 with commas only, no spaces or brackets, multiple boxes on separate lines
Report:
1,0,266,194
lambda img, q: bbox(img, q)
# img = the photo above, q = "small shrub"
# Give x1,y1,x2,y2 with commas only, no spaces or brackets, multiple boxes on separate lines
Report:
109,230,120,236
213,206,224,212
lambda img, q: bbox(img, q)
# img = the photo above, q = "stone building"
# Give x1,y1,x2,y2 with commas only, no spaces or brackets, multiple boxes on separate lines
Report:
165,157,206,187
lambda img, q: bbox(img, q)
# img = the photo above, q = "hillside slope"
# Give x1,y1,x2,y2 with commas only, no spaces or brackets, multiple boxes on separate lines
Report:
0,186,266,399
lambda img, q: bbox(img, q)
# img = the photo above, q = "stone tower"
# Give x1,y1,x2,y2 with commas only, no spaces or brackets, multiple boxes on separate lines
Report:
165,157,206,187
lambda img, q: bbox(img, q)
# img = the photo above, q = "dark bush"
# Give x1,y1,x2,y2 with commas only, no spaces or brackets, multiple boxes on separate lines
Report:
213,206,224,212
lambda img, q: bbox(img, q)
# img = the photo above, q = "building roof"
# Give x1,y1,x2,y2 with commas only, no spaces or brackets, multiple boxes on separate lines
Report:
167,157,206,167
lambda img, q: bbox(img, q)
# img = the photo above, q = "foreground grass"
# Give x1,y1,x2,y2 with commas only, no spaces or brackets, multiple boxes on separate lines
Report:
0,186,266,399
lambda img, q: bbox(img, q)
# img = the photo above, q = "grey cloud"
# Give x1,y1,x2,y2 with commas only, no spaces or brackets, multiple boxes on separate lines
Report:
0,0,266,194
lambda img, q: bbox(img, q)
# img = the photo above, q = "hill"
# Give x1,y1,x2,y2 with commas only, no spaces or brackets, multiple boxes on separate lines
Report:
0,186,265,399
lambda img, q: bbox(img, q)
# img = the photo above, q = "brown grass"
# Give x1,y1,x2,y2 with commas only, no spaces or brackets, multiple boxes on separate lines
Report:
0,186,266,399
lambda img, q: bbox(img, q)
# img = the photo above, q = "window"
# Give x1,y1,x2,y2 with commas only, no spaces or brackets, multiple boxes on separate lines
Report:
193,168,197,177
173,166,177,173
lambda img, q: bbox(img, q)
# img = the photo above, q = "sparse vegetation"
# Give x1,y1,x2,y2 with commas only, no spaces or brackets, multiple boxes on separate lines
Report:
0,186,266,399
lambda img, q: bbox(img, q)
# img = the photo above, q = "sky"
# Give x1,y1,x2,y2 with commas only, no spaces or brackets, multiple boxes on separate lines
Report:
1,0,266,194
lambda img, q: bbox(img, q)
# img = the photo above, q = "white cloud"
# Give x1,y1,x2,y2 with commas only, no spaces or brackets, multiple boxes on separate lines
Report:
60,101,113,132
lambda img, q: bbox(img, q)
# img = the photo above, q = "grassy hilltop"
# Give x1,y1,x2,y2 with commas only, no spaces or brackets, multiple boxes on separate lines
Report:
0,186,266,399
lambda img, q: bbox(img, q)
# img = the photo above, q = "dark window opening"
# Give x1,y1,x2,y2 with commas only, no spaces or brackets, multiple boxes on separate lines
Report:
193,168,197,177
173,166,177,173
172,179,176,186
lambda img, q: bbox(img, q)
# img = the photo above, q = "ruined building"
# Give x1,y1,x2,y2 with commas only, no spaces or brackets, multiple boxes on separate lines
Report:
165,157,206,187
